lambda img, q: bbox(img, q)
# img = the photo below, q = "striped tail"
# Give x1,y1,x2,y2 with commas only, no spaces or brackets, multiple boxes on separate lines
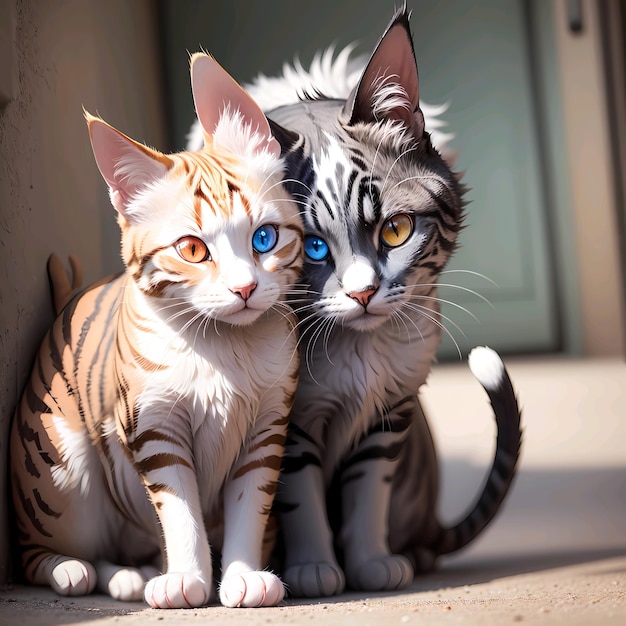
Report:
434,346,522,555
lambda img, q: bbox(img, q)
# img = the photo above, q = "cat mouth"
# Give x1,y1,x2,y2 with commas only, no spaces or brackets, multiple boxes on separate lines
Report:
220,301,270,326
342,310,389,331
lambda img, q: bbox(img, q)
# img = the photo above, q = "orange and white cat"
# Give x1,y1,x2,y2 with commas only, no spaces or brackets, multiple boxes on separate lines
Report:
10,53,303,608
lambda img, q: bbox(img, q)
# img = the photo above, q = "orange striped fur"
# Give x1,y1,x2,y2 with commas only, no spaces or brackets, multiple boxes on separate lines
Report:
10,54,302,609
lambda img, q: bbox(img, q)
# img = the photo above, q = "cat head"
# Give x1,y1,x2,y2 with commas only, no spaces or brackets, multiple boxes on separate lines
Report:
86,53,302,327
269,8,464,333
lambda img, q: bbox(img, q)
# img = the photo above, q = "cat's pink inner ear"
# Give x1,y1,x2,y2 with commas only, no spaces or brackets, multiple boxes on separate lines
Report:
190,53,279,158
347,15,422,133
86,113,170,215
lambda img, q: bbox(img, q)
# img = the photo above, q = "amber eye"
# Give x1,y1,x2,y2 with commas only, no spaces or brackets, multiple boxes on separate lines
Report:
380,213,414,248
175,236,209,263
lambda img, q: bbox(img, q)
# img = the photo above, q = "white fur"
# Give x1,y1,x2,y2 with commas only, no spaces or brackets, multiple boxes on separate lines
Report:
50,416,93,496
468,346,505,391
213,108,284,176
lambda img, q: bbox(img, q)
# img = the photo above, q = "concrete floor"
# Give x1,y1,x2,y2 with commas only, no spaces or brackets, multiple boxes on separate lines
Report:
1,355,625,625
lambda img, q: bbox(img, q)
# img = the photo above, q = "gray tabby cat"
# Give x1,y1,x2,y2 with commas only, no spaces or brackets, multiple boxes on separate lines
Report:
190,6,522,598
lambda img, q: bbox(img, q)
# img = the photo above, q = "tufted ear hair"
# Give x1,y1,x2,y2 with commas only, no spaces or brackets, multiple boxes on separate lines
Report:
344,7,424,137
190,53,281,158
85,110,172,218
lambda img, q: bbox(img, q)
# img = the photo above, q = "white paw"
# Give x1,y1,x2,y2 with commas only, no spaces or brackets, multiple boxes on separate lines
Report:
220,571,285,607
107,567,149,602
50,558,97,596
346,554,414,591
283,562,345,597
144,572,210,609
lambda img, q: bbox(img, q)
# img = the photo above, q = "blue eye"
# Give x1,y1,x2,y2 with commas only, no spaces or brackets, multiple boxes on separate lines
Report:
304,235,329,261
252,224,278,253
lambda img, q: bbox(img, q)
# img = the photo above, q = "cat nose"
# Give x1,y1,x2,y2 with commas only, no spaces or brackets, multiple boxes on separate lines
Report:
230,282,257,301
349,287,377,307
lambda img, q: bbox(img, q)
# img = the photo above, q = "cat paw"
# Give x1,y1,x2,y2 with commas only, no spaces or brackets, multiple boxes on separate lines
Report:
50,558,97,596
219,571,285,607
106,567,150,602
144,572,210,608
346,554,414,591
283,562,345,597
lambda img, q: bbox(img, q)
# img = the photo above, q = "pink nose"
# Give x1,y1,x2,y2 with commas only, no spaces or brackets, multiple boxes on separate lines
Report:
231,282,257,301
348,287,377,307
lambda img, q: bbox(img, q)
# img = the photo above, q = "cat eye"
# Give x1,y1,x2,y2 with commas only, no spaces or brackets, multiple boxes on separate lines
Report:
175,236,210,263
304,235,329,261
380,214,414,248
252,224,278,253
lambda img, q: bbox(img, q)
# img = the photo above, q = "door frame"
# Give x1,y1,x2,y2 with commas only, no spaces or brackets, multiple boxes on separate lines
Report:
548,0,625,357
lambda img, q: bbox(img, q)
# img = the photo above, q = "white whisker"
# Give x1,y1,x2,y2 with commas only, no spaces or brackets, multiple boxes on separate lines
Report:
381,145,418,194
440,268,498,286
408,293,480,322
401,301,462,359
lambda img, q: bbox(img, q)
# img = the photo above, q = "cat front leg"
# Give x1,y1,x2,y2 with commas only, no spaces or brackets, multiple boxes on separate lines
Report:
125,408,213,609
219,411,288,608
339,396,416,591
278,426,345,597
142,486,213,608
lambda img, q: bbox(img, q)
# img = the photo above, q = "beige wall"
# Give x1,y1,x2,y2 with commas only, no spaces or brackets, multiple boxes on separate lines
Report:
0,0,166,583
554,0,626,356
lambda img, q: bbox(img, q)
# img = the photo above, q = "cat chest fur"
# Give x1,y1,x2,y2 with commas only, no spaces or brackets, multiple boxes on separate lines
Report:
292,316,440,473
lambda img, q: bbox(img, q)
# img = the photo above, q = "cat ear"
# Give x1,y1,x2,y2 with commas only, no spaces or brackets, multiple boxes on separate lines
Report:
268,118,300,156
85,110,173,217
344,8,424,136
190,53,281,158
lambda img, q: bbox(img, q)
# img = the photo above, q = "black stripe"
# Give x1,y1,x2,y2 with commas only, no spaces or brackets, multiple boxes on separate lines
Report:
344,169,358,211
33,489,61,518
344,440,404,468
281,451,321,474
421,184,462,227
86,293,118,419
74,278,119,422
316,190,335,220
286,422,318,447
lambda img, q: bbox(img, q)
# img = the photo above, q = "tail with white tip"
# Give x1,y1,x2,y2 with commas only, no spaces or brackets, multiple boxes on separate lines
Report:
434,346,522,555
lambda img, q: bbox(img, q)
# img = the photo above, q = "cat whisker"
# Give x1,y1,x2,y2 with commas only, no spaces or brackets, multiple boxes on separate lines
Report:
389,308,413,341
270,197,311,211
276,307,319,352
179,310,208,339
321,315,336,366
404,281,494,308
393,306,425,342
162,305,199,326
388,173,446,194
401,301,463,359
281,177,315,197
213,317,221,336
286,303,320,319
403,300,467,340
380,145,418,194
440,268,498,286
368,136,387,195
407,293,480,322
301,315,336,382
258,176,313,204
